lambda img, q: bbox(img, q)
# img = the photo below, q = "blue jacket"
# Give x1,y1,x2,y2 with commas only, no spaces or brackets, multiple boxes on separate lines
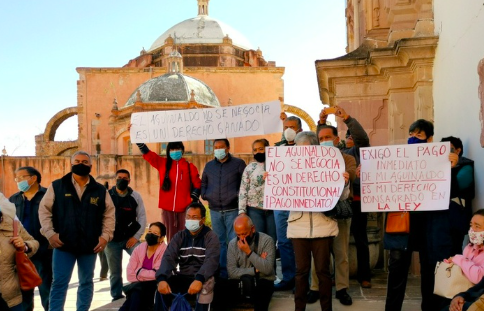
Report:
201,154,246,211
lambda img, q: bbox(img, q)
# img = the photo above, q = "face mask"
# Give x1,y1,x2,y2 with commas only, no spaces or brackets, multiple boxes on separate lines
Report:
254,152,266,163
185,219,202,232
214,149,226,161
407,136,427,144
320,141,334,147
170,150,183,161
284,128,297,142
116,179,129,191
469,228,484,245
71,163,91,176
17,180,32,192
145,233,160,246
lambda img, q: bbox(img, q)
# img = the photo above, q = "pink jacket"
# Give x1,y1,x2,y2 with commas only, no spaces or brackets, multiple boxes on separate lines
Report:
453,244,484,284
126,242,167,283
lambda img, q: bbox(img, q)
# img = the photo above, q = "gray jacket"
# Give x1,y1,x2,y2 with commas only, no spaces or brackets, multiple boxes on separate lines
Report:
201,154,246,211
227,232,276,281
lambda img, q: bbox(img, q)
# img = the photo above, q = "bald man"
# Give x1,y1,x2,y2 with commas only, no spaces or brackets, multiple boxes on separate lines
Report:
224,215,276,311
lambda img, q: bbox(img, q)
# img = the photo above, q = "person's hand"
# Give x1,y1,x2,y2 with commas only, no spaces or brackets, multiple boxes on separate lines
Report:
188,280,203,295
449,153,459,168
127,123,132,131
446,257,454,264
343,172,350,185
237,237,252,255
319,109,328,124
126,237,138,249
280,112,287,121
260,252,268,259
158,281,171,295
48,233,64,248
449,296,465,311
10,236,26,251
335,106,349,120
94,237,108,253
263,172,269,181
356,164,361,178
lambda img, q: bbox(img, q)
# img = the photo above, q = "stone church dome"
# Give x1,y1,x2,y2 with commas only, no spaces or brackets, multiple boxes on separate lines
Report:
124,73,220,107
148,15,254,52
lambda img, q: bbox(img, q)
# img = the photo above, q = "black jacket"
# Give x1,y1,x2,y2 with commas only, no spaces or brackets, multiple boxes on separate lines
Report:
109,186,138,242
201,154,246,211
52,173,106,254
156,226,220,283
10,187,50,258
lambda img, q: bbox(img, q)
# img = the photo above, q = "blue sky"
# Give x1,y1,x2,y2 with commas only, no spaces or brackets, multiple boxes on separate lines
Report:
0,0,346,156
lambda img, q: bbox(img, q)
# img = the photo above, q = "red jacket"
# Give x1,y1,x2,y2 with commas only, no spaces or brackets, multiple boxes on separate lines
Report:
143,151,201,213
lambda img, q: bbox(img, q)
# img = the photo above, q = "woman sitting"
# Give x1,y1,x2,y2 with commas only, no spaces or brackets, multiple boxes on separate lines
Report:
119,222,167,311
442,209,484,311
0,192,39,311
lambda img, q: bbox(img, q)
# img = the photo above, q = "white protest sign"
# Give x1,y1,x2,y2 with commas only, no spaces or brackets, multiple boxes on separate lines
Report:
360,142,451,212
129,101,281,143
263,145,346,212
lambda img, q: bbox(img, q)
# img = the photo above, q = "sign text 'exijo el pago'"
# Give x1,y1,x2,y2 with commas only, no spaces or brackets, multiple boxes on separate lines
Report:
129,100,282,143
263,145,346,212
360,142,451,212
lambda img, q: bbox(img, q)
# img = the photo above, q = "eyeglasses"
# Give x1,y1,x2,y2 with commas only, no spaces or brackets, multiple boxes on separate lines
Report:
14,175,32,182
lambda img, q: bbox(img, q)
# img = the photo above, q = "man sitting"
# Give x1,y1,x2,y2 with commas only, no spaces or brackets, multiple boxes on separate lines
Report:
156,202,220,311
226,215,276,311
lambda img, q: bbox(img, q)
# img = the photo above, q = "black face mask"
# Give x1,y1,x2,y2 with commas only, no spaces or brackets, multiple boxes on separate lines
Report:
254,152,266,163
116,179,129,191
71,164,91,176
145,233,159,246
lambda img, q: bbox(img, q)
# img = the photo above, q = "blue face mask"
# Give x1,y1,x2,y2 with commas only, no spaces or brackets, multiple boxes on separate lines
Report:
17,180,32,192
407,136,427,144
170,150,183,161
320,141,334,147
185,219,201,232
214,149,226,160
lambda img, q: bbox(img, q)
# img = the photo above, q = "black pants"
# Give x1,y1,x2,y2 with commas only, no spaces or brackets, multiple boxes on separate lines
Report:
385,249,449,311
160,275,209,311
119,281,157,311
221,276,274,311
350,200,371,283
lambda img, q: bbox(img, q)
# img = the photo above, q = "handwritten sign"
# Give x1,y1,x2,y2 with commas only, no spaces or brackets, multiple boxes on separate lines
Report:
360,142,451,212
263,145,346,212
129,101,282,143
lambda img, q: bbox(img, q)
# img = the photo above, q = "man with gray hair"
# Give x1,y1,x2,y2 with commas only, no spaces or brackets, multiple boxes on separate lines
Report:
39,151,115,311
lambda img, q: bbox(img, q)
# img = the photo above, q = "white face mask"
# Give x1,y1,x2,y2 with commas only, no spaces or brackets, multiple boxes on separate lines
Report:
284,128,297,142
469,228,484,245
186,219,201,232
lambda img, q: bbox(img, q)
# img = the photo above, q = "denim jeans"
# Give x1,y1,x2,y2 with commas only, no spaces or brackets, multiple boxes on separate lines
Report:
247,207,277,242
210,209,238,278
274,210,295,282
49,249,97,311
104,239,137,299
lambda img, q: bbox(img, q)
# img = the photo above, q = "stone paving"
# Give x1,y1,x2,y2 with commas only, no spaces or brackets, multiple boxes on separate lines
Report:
34,255,422,311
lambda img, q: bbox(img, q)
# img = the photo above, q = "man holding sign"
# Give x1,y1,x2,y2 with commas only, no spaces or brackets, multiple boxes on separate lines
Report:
359,119,458,311
316,125,356,306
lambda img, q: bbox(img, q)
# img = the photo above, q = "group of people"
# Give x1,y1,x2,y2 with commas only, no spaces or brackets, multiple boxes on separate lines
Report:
0,105,480,311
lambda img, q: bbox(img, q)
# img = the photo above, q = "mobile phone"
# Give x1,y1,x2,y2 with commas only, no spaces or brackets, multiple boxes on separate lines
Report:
324,107,337,114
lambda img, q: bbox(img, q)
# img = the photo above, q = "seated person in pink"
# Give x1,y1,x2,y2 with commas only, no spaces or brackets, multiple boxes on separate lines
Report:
441,210,484,311
119,222,167,311
448,209,484,284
